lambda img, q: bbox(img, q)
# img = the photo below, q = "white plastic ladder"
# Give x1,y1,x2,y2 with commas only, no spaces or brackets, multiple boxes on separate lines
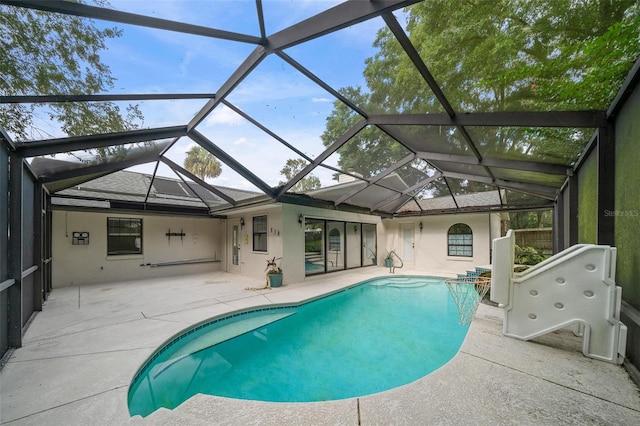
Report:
490,230,627,364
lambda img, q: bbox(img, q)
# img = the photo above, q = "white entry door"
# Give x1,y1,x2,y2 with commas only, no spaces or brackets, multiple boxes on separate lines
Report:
402,225,415,267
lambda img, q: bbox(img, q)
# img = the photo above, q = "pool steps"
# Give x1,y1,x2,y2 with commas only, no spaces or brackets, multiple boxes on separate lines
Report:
143,311,296,382
166,312,295,361
456,267,491,283
368,277,442,288
491,230,627,364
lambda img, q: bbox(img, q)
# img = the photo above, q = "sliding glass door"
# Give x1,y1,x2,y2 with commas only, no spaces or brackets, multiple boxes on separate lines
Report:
304,219,325,276
346,222,361,269
304,218,376,276
326,221,345,272
363,223,377,266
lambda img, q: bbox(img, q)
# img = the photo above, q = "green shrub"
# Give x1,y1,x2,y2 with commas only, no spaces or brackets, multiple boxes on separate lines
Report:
514,245,546,265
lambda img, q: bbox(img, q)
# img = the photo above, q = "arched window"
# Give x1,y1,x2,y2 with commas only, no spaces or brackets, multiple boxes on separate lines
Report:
329,228,341,251
448,223,472,257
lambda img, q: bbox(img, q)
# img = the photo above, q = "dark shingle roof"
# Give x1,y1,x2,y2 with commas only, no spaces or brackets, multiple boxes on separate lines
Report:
52,169,262,212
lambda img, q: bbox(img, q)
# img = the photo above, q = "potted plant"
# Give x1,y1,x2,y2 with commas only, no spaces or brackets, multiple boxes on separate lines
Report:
383,251,394,268
265,256,283,288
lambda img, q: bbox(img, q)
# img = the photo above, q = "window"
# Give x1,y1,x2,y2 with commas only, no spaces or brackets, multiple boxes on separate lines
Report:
253,215,267,252
107,217,142,255
329,228,341,251
448,223,472,257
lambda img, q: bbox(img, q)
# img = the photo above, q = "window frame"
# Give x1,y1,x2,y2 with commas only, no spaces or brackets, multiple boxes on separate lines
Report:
328,228,341,252
107,217,143,256
252,215,268,252
447,223,473,257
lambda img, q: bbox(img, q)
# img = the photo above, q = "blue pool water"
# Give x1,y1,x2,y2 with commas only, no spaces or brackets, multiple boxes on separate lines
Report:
128,276,469,417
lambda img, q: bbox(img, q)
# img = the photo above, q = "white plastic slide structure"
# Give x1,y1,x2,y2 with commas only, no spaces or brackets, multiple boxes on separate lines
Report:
490,230,627,364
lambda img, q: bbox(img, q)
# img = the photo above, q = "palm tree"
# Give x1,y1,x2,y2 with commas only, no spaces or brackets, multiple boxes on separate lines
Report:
184,145,222,180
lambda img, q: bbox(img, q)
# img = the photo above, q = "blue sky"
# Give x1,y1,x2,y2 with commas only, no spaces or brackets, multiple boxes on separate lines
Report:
86,0,392,190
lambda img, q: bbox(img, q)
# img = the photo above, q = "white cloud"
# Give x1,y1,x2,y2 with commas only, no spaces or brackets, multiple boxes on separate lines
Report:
205,105,245,126
233,137,250,146
312,97,331,103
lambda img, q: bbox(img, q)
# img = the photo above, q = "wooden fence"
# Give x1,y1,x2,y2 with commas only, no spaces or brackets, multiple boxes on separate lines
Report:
513,228,553,254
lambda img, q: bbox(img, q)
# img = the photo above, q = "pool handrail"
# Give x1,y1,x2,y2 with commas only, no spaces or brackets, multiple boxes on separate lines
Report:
388,250,404,274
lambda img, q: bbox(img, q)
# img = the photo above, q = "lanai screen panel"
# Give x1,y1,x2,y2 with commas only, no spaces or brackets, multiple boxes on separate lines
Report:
4,0,639,217
403,1,637,114
29,140,171,193
7,101,203,143
377,194,414,214
346,182,406,211
393,159,438,188
448,179,501,208
381,124,473,156
0,143,9,357
430,161,490,179
490,167,567,189
215,53,343,190
466,126,592,166
55,171,151,204
283,12,444,116
323,126,413,181
502,189,555,208
107,0,262,34
21,167,36,327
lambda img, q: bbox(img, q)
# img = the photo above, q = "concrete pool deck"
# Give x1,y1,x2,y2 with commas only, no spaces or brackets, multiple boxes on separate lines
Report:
1,269,640,425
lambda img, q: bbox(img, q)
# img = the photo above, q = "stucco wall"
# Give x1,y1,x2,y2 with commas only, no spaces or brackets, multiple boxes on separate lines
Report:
225,205,284,286
382,213,498,276
52,210,222,287
224,205,383,285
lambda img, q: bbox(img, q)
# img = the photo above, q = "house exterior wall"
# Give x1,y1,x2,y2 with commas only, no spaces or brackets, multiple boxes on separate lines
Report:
51,205,502,287
226,204,384,285
225,205,284,286
52,210,222,287
382,213,499,276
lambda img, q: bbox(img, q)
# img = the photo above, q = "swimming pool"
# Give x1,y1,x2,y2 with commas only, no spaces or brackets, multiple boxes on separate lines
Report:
128,276,469,417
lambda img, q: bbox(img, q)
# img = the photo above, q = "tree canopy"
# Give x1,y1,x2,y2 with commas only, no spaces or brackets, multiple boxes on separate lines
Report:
321,0,640,196
184,145,222,180
0,1,142,141
278,158,321,192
